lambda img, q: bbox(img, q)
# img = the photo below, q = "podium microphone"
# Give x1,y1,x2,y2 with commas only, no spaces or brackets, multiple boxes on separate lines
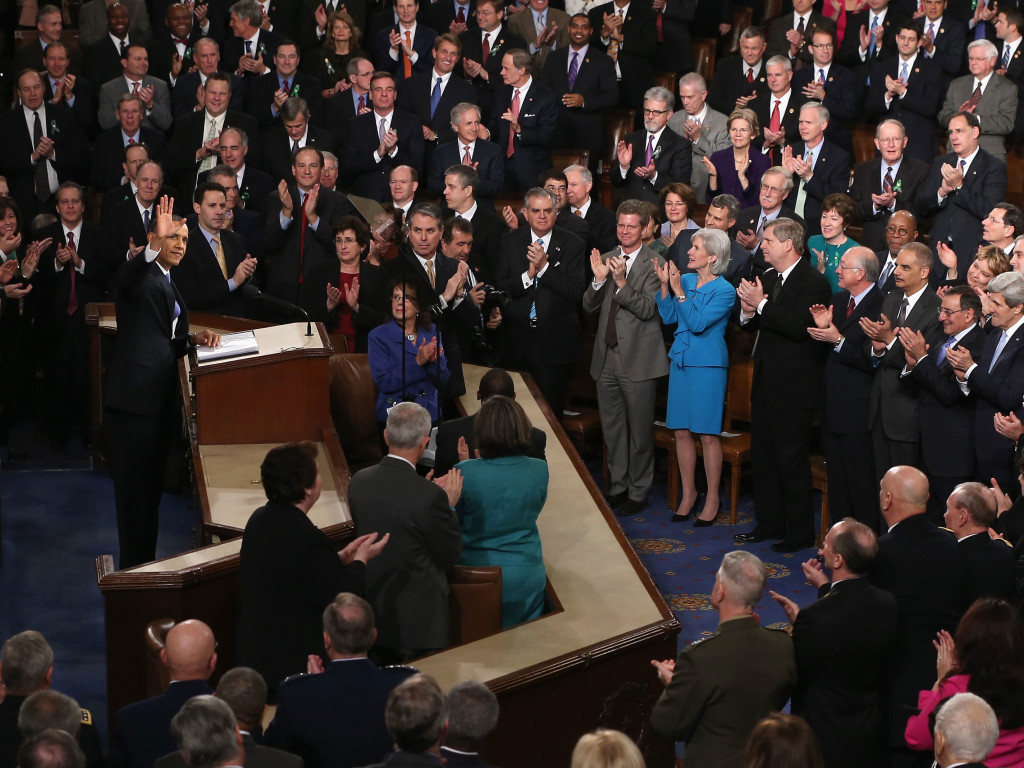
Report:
252,290,314,336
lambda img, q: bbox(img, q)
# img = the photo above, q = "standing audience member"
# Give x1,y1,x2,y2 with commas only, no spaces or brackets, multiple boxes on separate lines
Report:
666,73,729,203
931,693,1000,768
441,682,500,768
741,714,824,768
942,483,1016,605
17,731,85,768
611,86,691,206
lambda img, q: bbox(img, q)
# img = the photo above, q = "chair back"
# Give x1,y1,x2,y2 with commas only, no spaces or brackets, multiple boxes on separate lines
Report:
692,39,717,81
328,353,384,471
448,565,503,644
144,618,175,697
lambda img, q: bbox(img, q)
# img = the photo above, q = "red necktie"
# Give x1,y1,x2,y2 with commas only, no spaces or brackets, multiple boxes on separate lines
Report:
127,137,135,144
132,81,140,94
456,5,465,23
66,232,79,315
282,78,290,93
482,33,490,64
299,192,307,285
358,94,365,112
655,10,663,42
506,89,520,157
462,144,472,164
845,295,855,319
747,67,754,83
173,36,188,45
769,99,781,132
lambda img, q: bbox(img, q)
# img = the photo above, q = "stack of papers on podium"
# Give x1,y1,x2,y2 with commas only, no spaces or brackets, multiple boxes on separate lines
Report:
196,331,260,363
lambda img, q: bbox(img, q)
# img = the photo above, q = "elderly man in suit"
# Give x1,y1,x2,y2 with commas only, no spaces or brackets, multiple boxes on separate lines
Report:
938,40,1018,162
265,593,415,768
508,0,570,68
934,694,1001,768
583,200,668,516
917,112,1008,281
733,167,806,276
458,0,528,121
428,103,504,203
652,551,796,768
350,403,463,664
565,164,617,254
667,73,728,203
792,27,857,159
781,101,849,238
772,518,899,768
323,58,375,140
611,85,691,206
734,218,831,552
943,482,1017,605
708,27,771,117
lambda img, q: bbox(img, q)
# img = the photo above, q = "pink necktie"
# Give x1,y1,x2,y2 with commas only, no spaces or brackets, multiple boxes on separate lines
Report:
506,89,520,158
462,144,472,164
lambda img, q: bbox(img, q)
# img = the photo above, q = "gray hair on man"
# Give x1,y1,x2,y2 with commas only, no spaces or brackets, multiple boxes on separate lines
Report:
564,164,592,185
17,730,85,768
450,102,480,125
766,54,793,71
385,402,432,450
987,270,1024,306
800,100,830,123
643,86,675,110
934,693,999,765
967,38,999,60
445,681,499,752
18,691,81,739
170,696,240,768
718,551,766,610
523,187,557,209
876,119,906,139
679,72,708,91
1,631,53,695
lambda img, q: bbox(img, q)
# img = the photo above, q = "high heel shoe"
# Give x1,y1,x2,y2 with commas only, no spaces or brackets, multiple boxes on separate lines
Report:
671,493,705,522
693,499,720,528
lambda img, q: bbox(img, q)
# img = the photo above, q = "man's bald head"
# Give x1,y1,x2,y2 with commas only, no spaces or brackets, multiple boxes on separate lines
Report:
879,466,929,526
161,620,217,681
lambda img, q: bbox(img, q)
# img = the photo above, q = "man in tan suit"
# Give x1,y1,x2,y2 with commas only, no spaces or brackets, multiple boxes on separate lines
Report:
508,0,570,68
583,199,668,516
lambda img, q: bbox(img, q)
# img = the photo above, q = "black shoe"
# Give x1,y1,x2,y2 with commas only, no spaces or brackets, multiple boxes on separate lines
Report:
616,498,646,517
734,527,778,544
671,493,705,522
770,538,815,554
605,490,627,509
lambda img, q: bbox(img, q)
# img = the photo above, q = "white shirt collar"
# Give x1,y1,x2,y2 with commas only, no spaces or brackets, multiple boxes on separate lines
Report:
899,283,929,316
63,221,83,243
976,71,994,91
647,124,667,146
512,76,533,100
777,258,800,282
569,43,590,60
1001,313,1024,341
457,201,478,220
688,104,709,123
957,145,981,171
385,453,416,469
898,51,918,70
431,69,453,87
110,31,129,48
574,197,593,217
530,228,552,249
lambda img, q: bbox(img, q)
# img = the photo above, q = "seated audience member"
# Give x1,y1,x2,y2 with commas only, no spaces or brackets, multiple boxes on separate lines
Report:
356,675,447,768
266,593,415,768
906,598,1024,766
942,483,1016,605
456,395,548,627
17,730,85,768
168,697,243,768
0,632,102,768
441,682,500,768
806,193,859,293
650,551,796,768
932,693,1001,768
111,620,218,768
570,730,645,768
237,442,387,691
350,402,463,664
300,215,390,353
771,518,899,768
741,714,824,768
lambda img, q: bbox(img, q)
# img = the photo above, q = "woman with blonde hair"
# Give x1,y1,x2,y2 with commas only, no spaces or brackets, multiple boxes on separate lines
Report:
570,729,645,768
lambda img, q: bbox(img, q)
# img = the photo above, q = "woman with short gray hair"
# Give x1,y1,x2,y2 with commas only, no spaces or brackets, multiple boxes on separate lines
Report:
654,228,736,526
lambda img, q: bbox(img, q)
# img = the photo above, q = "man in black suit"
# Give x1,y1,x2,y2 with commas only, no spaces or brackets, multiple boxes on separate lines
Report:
587,0,656,111
91,93,168,191
213,127,274,212
495,187,585,420
734,218,831,552
610,85,690,206
344,71,425,201
901,286,986,522
101,143,158,215
489,48,558,192
146,2,203,85
733,167,806,276
996,10,1024,134
323,57,375,141
428,102,504,204
943,482,1017,604
263,147,359,304
373,0,438,82
933,694,1001,768
771,518,899,768
542,169,593,248
767,0,836,65
654,0,696,79
874,209,918,295
781,101,850,238
707,27,771,117
205,165,264,260
806,247,885,530
112,620,217,767
438,218,504,362
539,14,617,172
792,27,857,159
564,164,616,254
838,0,900,70
441,682,500,768
457,0,527,121
172,182,256,317
426,0,477,35
224,0,283,80
83,3,133,86
434,367,545,474
0,71,87,222
102,200,220,568
13,5,82,75
849,119,931,251
349,402,463,664
753,56,805,166
245,40,324,129
917,111,1008,281
264,97,337,184
873,464,966,768
920,0,968,87
170,38,247,117
41,42,96,136
441,164,507,282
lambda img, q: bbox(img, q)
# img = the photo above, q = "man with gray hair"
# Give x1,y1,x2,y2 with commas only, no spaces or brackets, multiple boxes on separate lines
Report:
943,483,1016,605
933,693,1000,768
169,696,242,768
612,86,691,205
564,164,616,254
350,403,463,664
441,682,499,768
17,730,85,768
753,56,806,166
18,692,83,743
666,73,729,202
372,675,448,764
428,103,504,203
781,101,850,236
651,551,795,768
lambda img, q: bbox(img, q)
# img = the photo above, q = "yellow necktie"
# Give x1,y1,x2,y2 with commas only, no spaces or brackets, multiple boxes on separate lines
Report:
212,235,228,279
425,258,435,289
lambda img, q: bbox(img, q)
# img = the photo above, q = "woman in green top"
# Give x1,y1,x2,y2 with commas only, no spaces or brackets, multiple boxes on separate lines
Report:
807,193,859,294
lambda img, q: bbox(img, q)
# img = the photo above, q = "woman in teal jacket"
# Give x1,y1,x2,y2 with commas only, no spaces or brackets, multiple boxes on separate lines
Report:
655,228,737,526
456,395,548,628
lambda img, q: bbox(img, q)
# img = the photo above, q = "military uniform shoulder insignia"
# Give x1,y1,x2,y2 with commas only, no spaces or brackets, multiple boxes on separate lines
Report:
80,708,92,726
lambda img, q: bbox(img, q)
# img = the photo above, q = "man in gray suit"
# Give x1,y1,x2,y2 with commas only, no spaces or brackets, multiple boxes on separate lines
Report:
507,0,571,69
97,43,173,132
583,199,669,516
667,72,729,202
938,40,1018,163
78,0,153,46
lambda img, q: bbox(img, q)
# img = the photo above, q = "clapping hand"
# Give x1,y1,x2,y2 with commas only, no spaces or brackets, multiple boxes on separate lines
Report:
806,303,841,344
590,249,609,282
416,336,440,365
945,343,974,376
433,467,464,506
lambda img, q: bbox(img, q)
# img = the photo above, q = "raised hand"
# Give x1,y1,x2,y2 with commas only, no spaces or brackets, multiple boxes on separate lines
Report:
278,179,294,217
590,249,609,281
616,140,633,169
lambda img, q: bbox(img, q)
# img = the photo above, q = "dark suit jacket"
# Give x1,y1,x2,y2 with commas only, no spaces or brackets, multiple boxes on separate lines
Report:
350,456,463,652
91,125,168,191
609,127,691,206
37,222,108,323
958,533,1017,606
166,109,264,196
460,204,507,282
838,10,899,69
767,11,836,64
848,155,930,251
238,166,276,211
707,55,771,117
654,0,697,74
539,45,618,157
170,71,246,117
923,16,967,85
323,87,366,141
344,109,426,200
372,24,438,82
246,70,324,129
752,89,806,165
1,696,104,768
398,70,477,147
222,29,285,79
438,749,492,768
488,80,558,191
864,54,943,161
581,201,618,255
587,0,656,109
42,72,96,136
425,0,478,33
155,734,302,768
494,225,586,368
457,25,528,121
264,125,338,185
917,148,1009,280
170,224,247,316
791,62,857,158
299,260,390,352
783,139,850,238
84,37,129,86
145,29,202,84
822,286,884,435
427,138,503,205
15,40,83,75
791,578,899,768
266,659,414,768
434,411,546,474
111,680,213,768
733,206,807,276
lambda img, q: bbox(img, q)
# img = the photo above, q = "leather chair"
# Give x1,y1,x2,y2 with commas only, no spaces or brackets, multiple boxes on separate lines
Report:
692,39,717,82
448,565,503,644
552,148,590,172
653,71,676,92
599,109,636,208
563,335,604,461
762,0,783,22
812,455,829,545
725,7,754,55
328,353,385,473
852,124,877,165
144,618,175,697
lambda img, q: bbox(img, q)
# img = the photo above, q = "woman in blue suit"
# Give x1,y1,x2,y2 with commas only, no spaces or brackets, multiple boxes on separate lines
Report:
655,228,737,526
456,395,548,628
367,280,449,425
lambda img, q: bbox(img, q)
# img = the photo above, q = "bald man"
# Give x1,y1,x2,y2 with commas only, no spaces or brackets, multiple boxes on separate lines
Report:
869,466,966,768
111,620,217,768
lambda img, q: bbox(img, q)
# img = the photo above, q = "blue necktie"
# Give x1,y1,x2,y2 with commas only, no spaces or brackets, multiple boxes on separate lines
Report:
167,272,181,320
568,51,579,90
937,336,956,366
245,40,252,54
142,208,151,232
529,239,542,323
989,332,1010,372
429,76,442,120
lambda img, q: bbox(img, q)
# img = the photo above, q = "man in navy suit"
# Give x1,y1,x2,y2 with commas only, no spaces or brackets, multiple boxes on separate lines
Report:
170,38,247,117
41,42,96,137
901,286,986,522
753,56,806,166
264,97,337,184
214,127,275,213
245,40,324,129
458,0,528,120
440,682,500,768
792,28,858,159
611,85,690,206
111,620,217,767
920,0,967,88
345,71,425,201
441,164,507,282
373,0,438,82
943,483,1017,606
224,0,284,81
587,0,656,110
806,247,884,530
837,0,900,70
708,27,772,117
324,57,375,141
265,593,415,768
781,102,850,238
91,93,168,192
488,48,558,191
428,102,503,203
917,112,1008,281
565,164,617,254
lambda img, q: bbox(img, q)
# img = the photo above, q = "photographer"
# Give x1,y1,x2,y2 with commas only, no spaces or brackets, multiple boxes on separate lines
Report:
441,217,505,366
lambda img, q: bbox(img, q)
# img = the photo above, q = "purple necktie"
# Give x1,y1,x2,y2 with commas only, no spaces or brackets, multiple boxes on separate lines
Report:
644,134,654,167
568,51,579,90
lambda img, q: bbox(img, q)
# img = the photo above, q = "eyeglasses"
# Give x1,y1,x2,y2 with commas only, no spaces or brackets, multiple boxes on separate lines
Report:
760,184,786,194
642,108,668,116
334,236,358,244
877,137,903,144
938,307,967,316
391,295,415,303
810,42,834,48
836,263,863,272
886,226,911,235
